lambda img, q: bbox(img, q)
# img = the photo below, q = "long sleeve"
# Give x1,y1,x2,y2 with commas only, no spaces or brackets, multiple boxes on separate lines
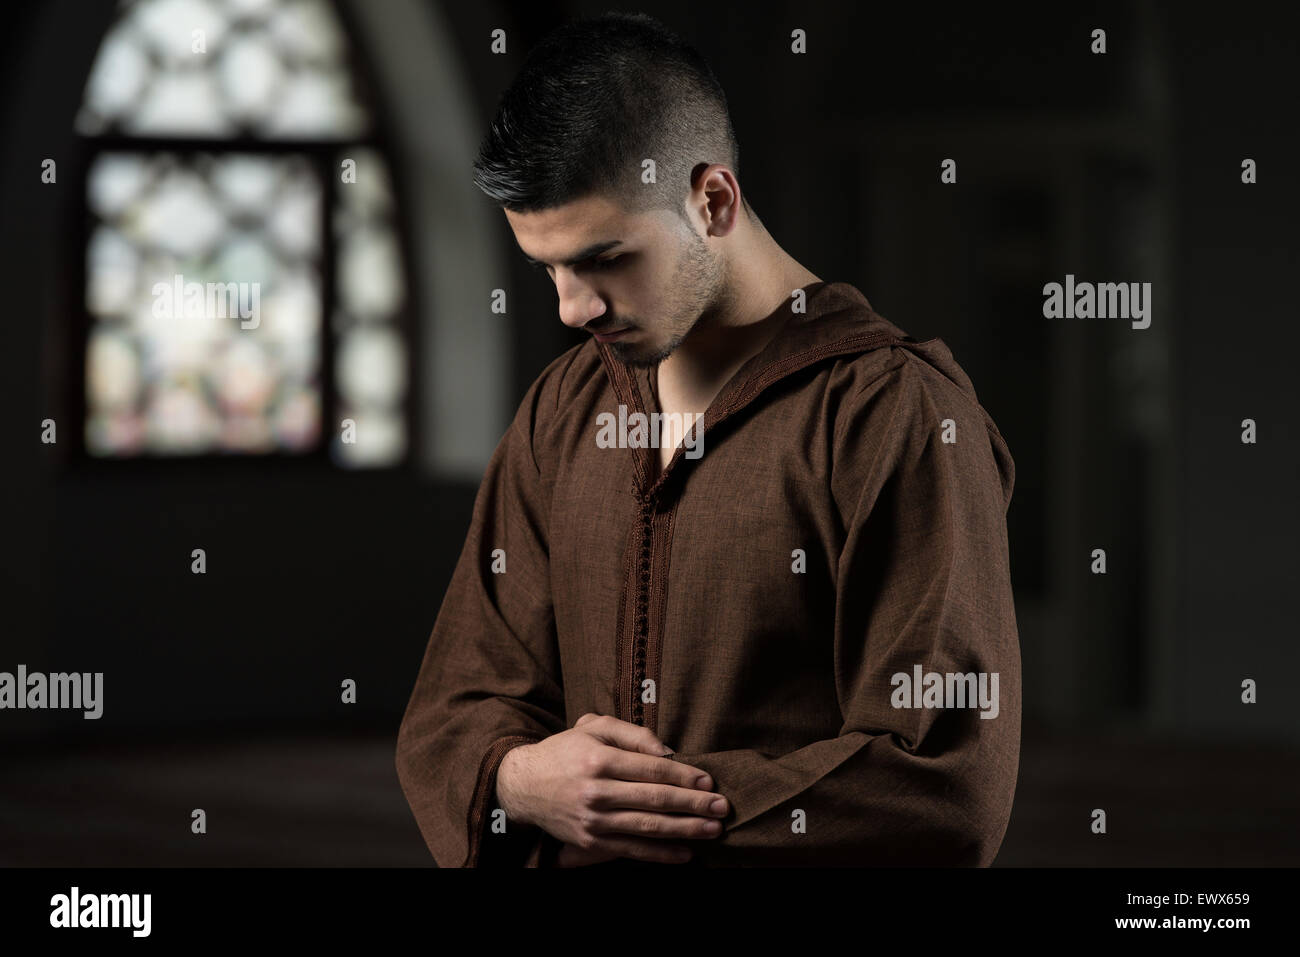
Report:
667,354,1021,866
395,358,572,867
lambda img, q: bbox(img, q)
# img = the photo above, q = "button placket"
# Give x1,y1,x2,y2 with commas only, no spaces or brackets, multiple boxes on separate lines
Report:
631,491,655,724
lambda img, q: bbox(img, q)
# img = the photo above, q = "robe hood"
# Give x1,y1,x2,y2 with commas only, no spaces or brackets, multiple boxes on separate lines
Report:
597,279,1016,509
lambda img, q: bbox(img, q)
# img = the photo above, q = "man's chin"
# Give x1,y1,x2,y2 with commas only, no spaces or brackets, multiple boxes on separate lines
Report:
608,324,695,368
608,338,672,368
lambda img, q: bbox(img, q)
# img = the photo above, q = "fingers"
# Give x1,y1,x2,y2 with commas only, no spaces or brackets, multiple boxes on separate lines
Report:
573,777,729,844
592,779,730,819
575,713,673,757
592,810,724,842
598,746,715,793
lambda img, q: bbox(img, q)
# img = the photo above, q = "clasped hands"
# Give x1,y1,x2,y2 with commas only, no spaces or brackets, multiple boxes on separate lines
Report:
495,712,730,867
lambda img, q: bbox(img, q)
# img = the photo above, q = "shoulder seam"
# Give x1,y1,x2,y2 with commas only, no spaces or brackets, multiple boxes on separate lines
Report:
832,345,910,452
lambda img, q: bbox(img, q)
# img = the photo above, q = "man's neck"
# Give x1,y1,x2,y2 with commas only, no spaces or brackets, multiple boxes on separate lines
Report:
657,241,821,415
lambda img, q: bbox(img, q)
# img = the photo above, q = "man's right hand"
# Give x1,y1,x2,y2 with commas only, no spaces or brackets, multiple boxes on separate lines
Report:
495,713,729,865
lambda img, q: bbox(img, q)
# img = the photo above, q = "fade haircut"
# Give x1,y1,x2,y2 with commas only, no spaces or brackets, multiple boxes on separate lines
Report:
472,12,745,222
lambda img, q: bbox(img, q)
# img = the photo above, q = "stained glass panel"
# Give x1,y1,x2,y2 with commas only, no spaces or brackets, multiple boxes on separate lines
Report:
85,151,323,456
78,0,408,467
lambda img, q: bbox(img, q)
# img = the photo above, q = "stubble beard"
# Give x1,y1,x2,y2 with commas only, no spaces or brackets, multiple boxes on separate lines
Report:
609,226,729,369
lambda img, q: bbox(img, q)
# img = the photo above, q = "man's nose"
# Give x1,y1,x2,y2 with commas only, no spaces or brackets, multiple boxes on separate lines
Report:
555,271,607,329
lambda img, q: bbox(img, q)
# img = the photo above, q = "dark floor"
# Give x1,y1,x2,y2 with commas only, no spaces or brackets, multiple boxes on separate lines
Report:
2,722,1297,866
1000,724,1300,866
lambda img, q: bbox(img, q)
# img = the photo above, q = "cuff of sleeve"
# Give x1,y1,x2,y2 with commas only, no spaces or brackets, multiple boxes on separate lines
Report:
464,735,544,867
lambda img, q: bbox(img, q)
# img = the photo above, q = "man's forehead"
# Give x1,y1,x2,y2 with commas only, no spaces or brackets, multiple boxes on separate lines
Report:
505,195,644,264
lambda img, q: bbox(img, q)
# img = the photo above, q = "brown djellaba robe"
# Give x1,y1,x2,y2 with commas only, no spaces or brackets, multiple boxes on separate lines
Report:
396,280,1020,867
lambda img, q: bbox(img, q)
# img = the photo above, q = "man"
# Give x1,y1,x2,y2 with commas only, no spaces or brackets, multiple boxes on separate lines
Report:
396,12,1020,867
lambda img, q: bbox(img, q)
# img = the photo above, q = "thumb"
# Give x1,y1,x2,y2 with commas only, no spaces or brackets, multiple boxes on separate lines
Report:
582,715,673,756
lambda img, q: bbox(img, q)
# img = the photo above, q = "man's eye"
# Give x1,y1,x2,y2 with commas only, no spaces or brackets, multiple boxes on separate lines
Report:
530,256,622,275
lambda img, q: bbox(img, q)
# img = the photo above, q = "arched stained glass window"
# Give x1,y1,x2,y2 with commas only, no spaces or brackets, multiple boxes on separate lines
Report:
76,0,410,467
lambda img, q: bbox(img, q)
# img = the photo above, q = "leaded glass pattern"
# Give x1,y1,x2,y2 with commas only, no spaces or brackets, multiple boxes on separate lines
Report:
78,0,408,466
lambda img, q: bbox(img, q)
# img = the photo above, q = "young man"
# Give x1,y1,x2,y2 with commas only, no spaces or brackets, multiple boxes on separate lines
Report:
396,12,1021,867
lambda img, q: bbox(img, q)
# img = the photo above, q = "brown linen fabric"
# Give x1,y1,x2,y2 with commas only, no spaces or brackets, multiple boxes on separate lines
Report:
396,280,1021,867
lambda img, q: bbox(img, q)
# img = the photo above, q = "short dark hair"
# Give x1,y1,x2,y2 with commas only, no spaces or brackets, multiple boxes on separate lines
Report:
472,12,743,220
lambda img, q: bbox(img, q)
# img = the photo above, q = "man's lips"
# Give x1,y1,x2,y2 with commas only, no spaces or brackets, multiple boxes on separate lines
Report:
591,326,632,342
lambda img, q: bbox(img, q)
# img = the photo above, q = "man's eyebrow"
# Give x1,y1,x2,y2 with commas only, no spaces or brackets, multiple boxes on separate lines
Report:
522,240,624,268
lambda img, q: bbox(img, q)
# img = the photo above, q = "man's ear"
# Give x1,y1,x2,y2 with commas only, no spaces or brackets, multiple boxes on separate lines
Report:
691,163,743,238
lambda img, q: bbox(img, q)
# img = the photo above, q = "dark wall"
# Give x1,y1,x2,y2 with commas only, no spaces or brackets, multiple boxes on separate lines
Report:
1167,8,1299,740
